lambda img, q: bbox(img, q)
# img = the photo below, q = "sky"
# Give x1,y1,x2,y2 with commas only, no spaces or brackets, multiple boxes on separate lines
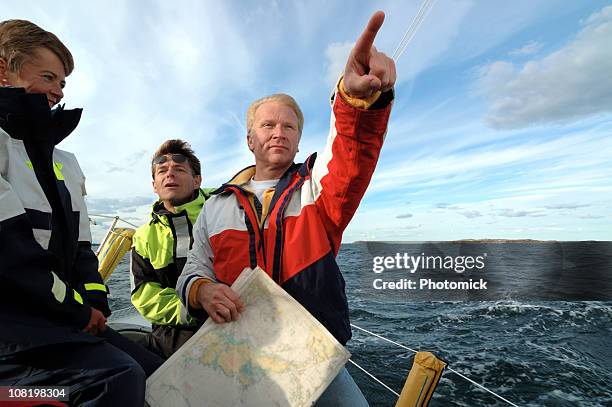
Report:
5,1,612,242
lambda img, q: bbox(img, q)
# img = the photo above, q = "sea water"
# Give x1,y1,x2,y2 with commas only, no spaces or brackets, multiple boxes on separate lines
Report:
106,242,612,406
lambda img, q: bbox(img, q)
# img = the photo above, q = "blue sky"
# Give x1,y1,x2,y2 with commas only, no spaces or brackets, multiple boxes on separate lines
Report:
6,1,612,242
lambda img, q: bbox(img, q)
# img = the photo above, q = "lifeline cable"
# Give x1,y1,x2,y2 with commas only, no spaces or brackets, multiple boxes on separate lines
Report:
348,359,401,397
350,323,520,406
90,213,139,228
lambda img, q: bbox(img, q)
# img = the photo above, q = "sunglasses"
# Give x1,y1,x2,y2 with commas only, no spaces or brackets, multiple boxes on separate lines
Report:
152,154,188,165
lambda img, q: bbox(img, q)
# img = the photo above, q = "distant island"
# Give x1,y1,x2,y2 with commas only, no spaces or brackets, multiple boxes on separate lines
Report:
451,239,554,243
351,239,603,244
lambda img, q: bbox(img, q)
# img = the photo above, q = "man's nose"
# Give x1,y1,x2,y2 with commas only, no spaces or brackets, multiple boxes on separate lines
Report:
165,166,178,177
272,125,288,139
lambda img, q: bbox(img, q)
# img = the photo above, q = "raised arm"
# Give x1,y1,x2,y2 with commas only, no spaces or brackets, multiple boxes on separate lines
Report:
311,11,396,252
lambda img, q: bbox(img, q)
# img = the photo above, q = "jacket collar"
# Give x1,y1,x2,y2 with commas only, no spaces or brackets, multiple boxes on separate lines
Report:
217,153,317,199
0,87,82,145
150,189,207,225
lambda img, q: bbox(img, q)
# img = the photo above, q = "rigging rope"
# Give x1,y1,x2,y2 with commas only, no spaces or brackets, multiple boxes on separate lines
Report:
392,0,437,61
350,323,520,406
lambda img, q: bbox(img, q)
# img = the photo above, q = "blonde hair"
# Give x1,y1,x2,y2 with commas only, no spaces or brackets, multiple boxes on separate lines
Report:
246,93,304,136
0,19,74,75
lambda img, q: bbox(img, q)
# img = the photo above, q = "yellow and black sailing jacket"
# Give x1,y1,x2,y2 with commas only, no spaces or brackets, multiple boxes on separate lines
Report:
130,188,214,327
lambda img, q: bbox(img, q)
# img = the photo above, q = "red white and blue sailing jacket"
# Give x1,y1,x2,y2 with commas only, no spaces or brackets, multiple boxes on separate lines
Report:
177,88,393,345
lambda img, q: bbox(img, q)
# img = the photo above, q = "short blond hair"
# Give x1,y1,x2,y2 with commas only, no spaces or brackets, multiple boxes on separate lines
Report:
246,93,304,136
0,19,74,76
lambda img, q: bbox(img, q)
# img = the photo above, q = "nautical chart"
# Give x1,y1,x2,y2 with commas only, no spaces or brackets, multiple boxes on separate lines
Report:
145,267,350,407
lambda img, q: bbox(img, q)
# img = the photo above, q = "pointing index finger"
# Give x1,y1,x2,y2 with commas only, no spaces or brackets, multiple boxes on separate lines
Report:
353,11,385,58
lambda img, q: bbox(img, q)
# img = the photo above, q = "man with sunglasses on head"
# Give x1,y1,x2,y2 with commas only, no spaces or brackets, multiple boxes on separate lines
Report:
130,139,215,358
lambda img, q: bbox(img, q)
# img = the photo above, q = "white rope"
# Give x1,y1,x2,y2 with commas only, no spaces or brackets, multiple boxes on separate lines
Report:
391,0,430,58
348,359,400,397
351,323,419,353
89,213,138,228
350,323,520,407
393,0,435,60
392,0,437,61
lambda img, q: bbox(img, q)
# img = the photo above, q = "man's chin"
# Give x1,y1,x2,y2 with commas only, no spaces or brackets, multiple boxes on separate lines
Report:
168,197,189,206
161,192,195,208
268,156,294,167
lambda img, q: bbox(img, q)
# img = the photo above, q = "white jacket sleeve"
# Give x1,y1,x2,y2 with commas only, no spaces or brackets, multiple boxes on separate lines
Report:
176,204,218,316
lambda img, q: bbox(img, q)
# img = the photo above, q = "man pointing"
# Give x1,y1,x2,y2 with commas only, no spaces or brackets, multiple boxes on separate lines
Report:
178,11,395,405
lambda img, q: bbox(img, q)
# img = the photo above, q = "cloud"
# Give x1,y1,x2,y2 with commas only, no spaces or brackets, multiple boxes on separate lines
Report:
498,209,545,218
476,5,612,129
324,42,353,86
396,213,413,219
458,210,482,219
434,203,462,210
508,40,543,57
86,196,153,215
371,119,612,198
403,224,422,230
544,203,590,210
579,214,605,219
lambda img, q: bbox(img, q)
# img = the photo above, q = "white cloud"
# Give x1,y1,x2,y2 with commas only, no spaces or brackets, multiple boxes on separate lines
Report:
476,5,612,129
324,42,353,87
579,214,605,219
497,209,545,218
403,224,421,230
458,210,482,219
435,203,451,209
375,133,602,192
508,40,543,57
544,203,590,210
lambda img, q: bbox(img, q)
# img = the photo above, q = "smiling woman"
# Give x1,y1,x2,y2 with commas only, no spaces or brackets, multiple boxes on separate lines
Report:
2,47,66,107
0,19,164,406
0,20,71,107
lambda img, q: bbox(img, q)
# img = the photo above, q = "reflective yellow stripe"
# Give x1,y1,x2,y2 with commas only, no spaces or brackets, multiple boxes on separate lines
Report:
53,162,64,180
84,283,107,292
24,160,64,180
73,290,83,304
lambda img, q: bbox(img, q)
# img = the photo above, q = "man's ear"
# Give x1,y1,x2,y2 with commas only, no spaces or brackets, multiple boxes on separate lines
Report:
193,174,202,190
246,133,254,152
152,179,158,195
